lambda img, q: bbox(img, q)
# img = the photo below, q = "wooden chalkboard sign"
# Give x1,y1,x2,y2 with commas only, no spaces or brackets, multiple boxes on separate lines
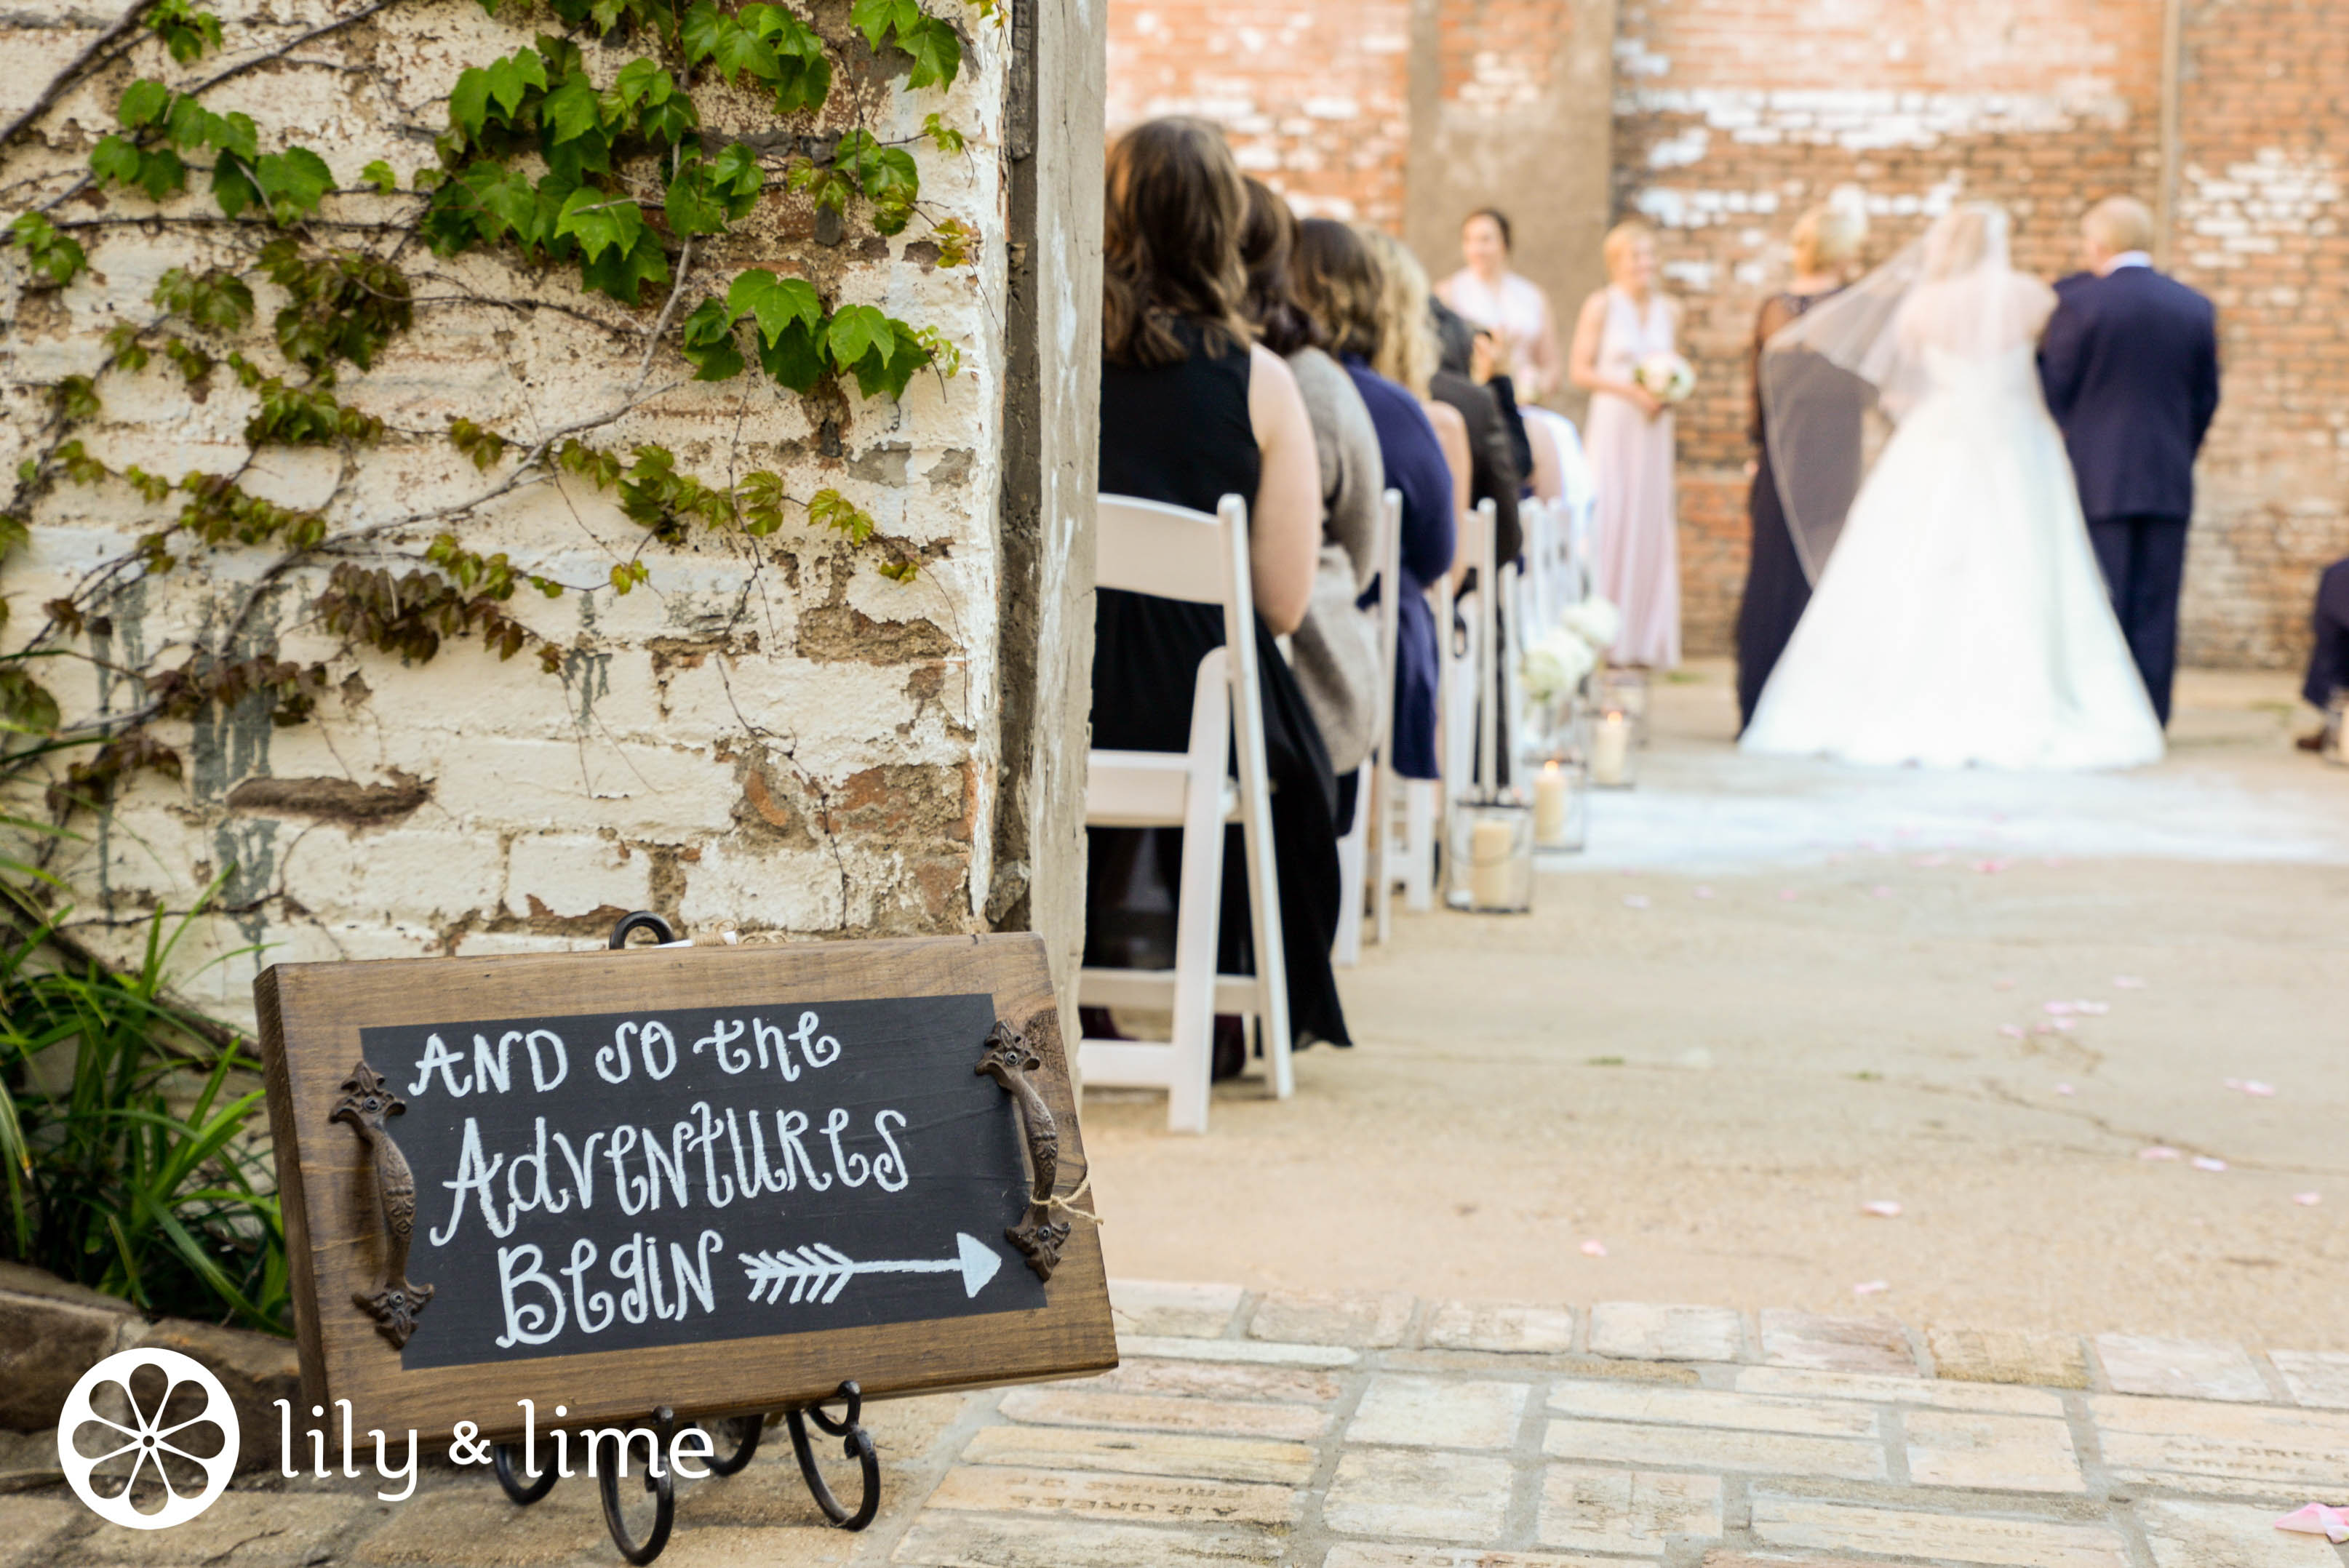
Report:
255,932,1114,1437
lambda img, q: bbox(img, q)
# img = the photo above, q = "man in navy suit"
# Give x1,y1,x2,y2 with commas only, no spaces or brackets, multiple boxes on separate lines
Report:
2038,196,2220,727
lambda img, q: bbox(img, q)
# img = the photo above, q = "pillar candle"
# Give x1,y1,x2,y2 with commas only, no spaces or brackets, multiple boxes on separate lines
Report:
1469,816,1515,908
1591,712,1632,786
1534,760,1571,843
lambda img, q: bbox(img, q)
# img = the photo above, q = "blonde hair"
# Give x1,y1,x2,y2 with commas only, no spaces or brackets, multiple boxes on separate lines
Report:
1359,228,1437,398
2083,194,2155,256
1790,203,1867,276
1602,219,1656,277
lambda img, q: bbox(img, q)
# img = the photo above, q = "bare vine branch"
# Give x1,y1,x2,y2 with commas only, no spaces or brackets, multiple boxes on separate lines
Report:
0,0,165,154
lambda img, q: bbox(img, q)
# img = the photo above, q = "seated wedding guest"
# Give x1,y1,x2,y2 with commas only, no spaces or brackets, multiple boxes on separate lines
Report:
1292,217,1458,788
1737,199,1870,732
1363,228,1474,543
1087,119,1349,1069
1238,178,1386,828
1437,207,1563,402
2297,557,2349,753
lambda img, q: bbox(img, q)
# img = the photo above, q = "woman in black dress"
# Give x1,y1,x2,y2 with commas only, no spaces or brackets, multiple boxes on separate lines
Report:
1736,202,1869,731
1084,119,1342,1071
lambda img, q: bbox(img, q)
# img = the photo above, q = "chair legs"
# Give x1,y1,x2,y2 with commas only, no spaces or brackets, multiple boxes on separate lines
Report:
1333,767,1368,966
1401,778,1437,911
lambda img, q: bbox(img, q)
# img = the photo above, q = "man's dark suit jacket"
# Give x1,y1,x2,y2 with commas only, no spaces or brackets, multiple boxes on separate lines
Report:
2037,265,2220,523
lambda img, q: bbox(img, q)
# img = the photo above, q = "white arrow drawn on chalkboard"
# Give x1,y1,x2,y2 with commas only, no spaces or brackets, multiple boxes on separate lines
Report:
739,1231,1005,1306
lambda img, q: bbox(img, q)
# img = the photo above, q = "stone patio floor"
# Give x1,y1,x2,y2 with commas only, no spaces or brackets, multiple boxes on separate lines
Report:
10,1280,2349,1567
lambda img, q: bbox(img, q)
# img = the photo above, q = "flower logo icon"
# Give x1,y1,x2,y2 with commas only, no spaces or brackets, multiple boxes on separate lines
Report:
57,1348,239,1529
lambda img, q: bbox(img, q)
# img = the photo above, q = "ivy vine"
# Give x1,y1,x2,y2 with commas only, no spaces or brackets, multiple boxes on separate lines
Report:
0,0,994,837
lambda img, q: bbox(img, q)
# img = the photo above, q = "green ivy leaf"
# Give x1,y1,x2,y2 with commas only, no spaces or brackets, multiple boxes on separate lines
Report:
360,159,400,194
727,268,821,344
9,212,87,286
254,147,333,222
922,113,965,153
450,67,492,135
164,92,216,150
677,297,745,381
769,52,832,116
118,79,171,129
849,0,921,52
542,76,603,144
134,148,188,201
211,151,258,217
613,57,672,109
554,186,642,263
578,226,669,303
212,111,258,161
663,161,727,237
901,14,962,90
90,135,145,188
756,319,826,392
826,303,889,369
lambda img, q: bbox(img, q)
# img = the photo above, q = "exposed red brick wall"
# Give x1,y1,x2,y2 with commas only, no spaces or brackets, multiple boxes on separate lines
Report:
2170,0,2349,666
1612,0,2167,655
1104,1,1413,225
1435,0,1560,107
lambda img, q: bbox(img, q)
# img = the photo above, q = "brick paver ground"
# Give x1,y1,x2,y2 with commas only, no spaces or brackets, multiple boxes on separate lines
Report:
10,1281,2348,1567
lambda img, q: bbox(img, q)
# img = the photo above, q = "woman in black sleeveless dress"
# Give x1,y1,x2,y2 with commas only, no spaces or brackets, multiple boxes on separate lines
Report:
1736,204,1870,731
1085,120,1348,1068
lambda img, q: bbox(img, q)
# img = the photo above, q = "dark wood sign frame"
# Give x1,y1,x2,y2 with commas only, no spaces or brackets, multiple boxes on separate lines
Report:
255,932,1114,1440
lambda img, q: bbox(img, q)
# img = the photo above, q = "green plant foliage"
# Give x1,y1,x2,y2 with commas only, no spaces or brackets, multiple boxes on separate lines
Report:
850,0,962,91
827,303,933,401
7,213,87,287
0,892,290,1332
151,267,255,334
144,0,226,64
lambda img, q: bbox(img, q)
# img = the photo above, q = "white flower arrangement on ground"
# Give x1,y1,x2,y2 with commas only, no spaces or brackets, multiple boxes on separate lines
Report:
1633,353,1697,404
1520,595,1623,704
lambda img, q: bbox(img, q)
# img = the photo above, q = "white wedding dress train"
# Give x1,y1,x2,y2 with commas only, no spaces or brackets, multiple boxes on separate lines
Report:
1742,344,2163,770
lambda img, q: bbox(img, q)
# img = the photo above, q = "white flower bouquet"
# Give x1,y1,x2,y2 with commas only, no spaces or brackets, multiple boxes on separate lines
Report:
1519,595,1622,703
1632,353,1696,404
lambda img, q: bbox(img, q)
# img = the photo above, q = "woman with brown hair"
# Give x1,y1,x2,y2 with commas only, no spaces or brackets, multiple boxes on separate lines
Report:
1291,217,1458,791
1237,178,1384,805
1086,119,1349,1065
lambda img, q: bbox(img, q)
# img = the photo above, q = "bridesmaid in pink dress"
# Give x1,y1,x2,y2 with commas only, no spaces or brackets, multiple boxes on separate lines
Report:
1569,220,1683,667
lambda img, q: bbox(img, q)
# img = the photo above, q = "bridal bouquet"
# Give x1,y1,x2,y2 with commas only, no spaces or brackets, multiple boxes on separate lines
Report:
1520,596,1623,703
1632,353,1696,404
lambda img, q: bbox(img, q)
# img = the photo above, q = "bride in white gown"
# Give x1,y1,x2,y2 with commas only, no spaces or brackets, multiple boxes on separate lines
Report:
1740,202,2163,770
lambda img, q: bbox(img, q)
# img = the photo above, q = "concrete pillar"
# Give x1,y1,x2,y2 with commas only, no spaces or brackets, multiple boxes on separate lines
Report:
992,0,1105,1041
1403,0,1619,415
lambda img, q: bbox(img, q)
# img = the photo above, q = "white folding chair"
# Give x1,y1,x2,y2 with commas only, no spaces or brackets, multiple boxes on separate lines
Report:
1333,489,1398,968
1530,408,1598,606
1363,489,1419,943
1077,494,1293,1134
1442,498,1501,799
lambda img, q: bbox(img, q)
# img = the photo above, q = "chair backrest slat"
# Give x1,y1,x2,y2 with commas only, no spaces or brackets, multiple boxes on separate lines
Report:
1096,494,1238,605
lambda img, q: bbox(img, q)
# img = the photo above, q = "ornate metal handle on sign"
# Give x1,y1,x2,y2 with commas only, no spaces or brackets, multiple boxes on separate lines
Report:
976,1020,1069,1281
331,1058,434,1348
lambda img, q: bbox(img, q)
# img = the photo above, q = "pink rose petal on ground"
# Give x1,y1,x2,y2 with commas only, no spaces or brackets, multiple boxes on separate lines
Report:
1623,895,1650,910
2050,1017,2078,1033
1579,1239,1607,1257
2293,1192,2321,1206
1998,1025,2026,1039
1778,888,1798,901
2044,1001,2077,1015
2273,1504,2349,1544
2193,1156,2228,1172
2113,975,2146,989
2244,1080,2276,1097
1973,858,2011,874
2140,1145,2182,1161
2054,1083,2076,1095
1694,885,1715,899
1871,884,1893,897
1852,1280,1890,1297
2073,1000,2110,1015
1861,1200,1902,1217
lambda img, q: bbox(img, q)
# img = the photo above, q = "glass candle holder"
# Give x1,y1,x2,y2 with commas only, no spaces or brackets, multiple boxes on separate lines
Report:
1596,667,1651,747
1445,792,1534,913
1588,707,1636,788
